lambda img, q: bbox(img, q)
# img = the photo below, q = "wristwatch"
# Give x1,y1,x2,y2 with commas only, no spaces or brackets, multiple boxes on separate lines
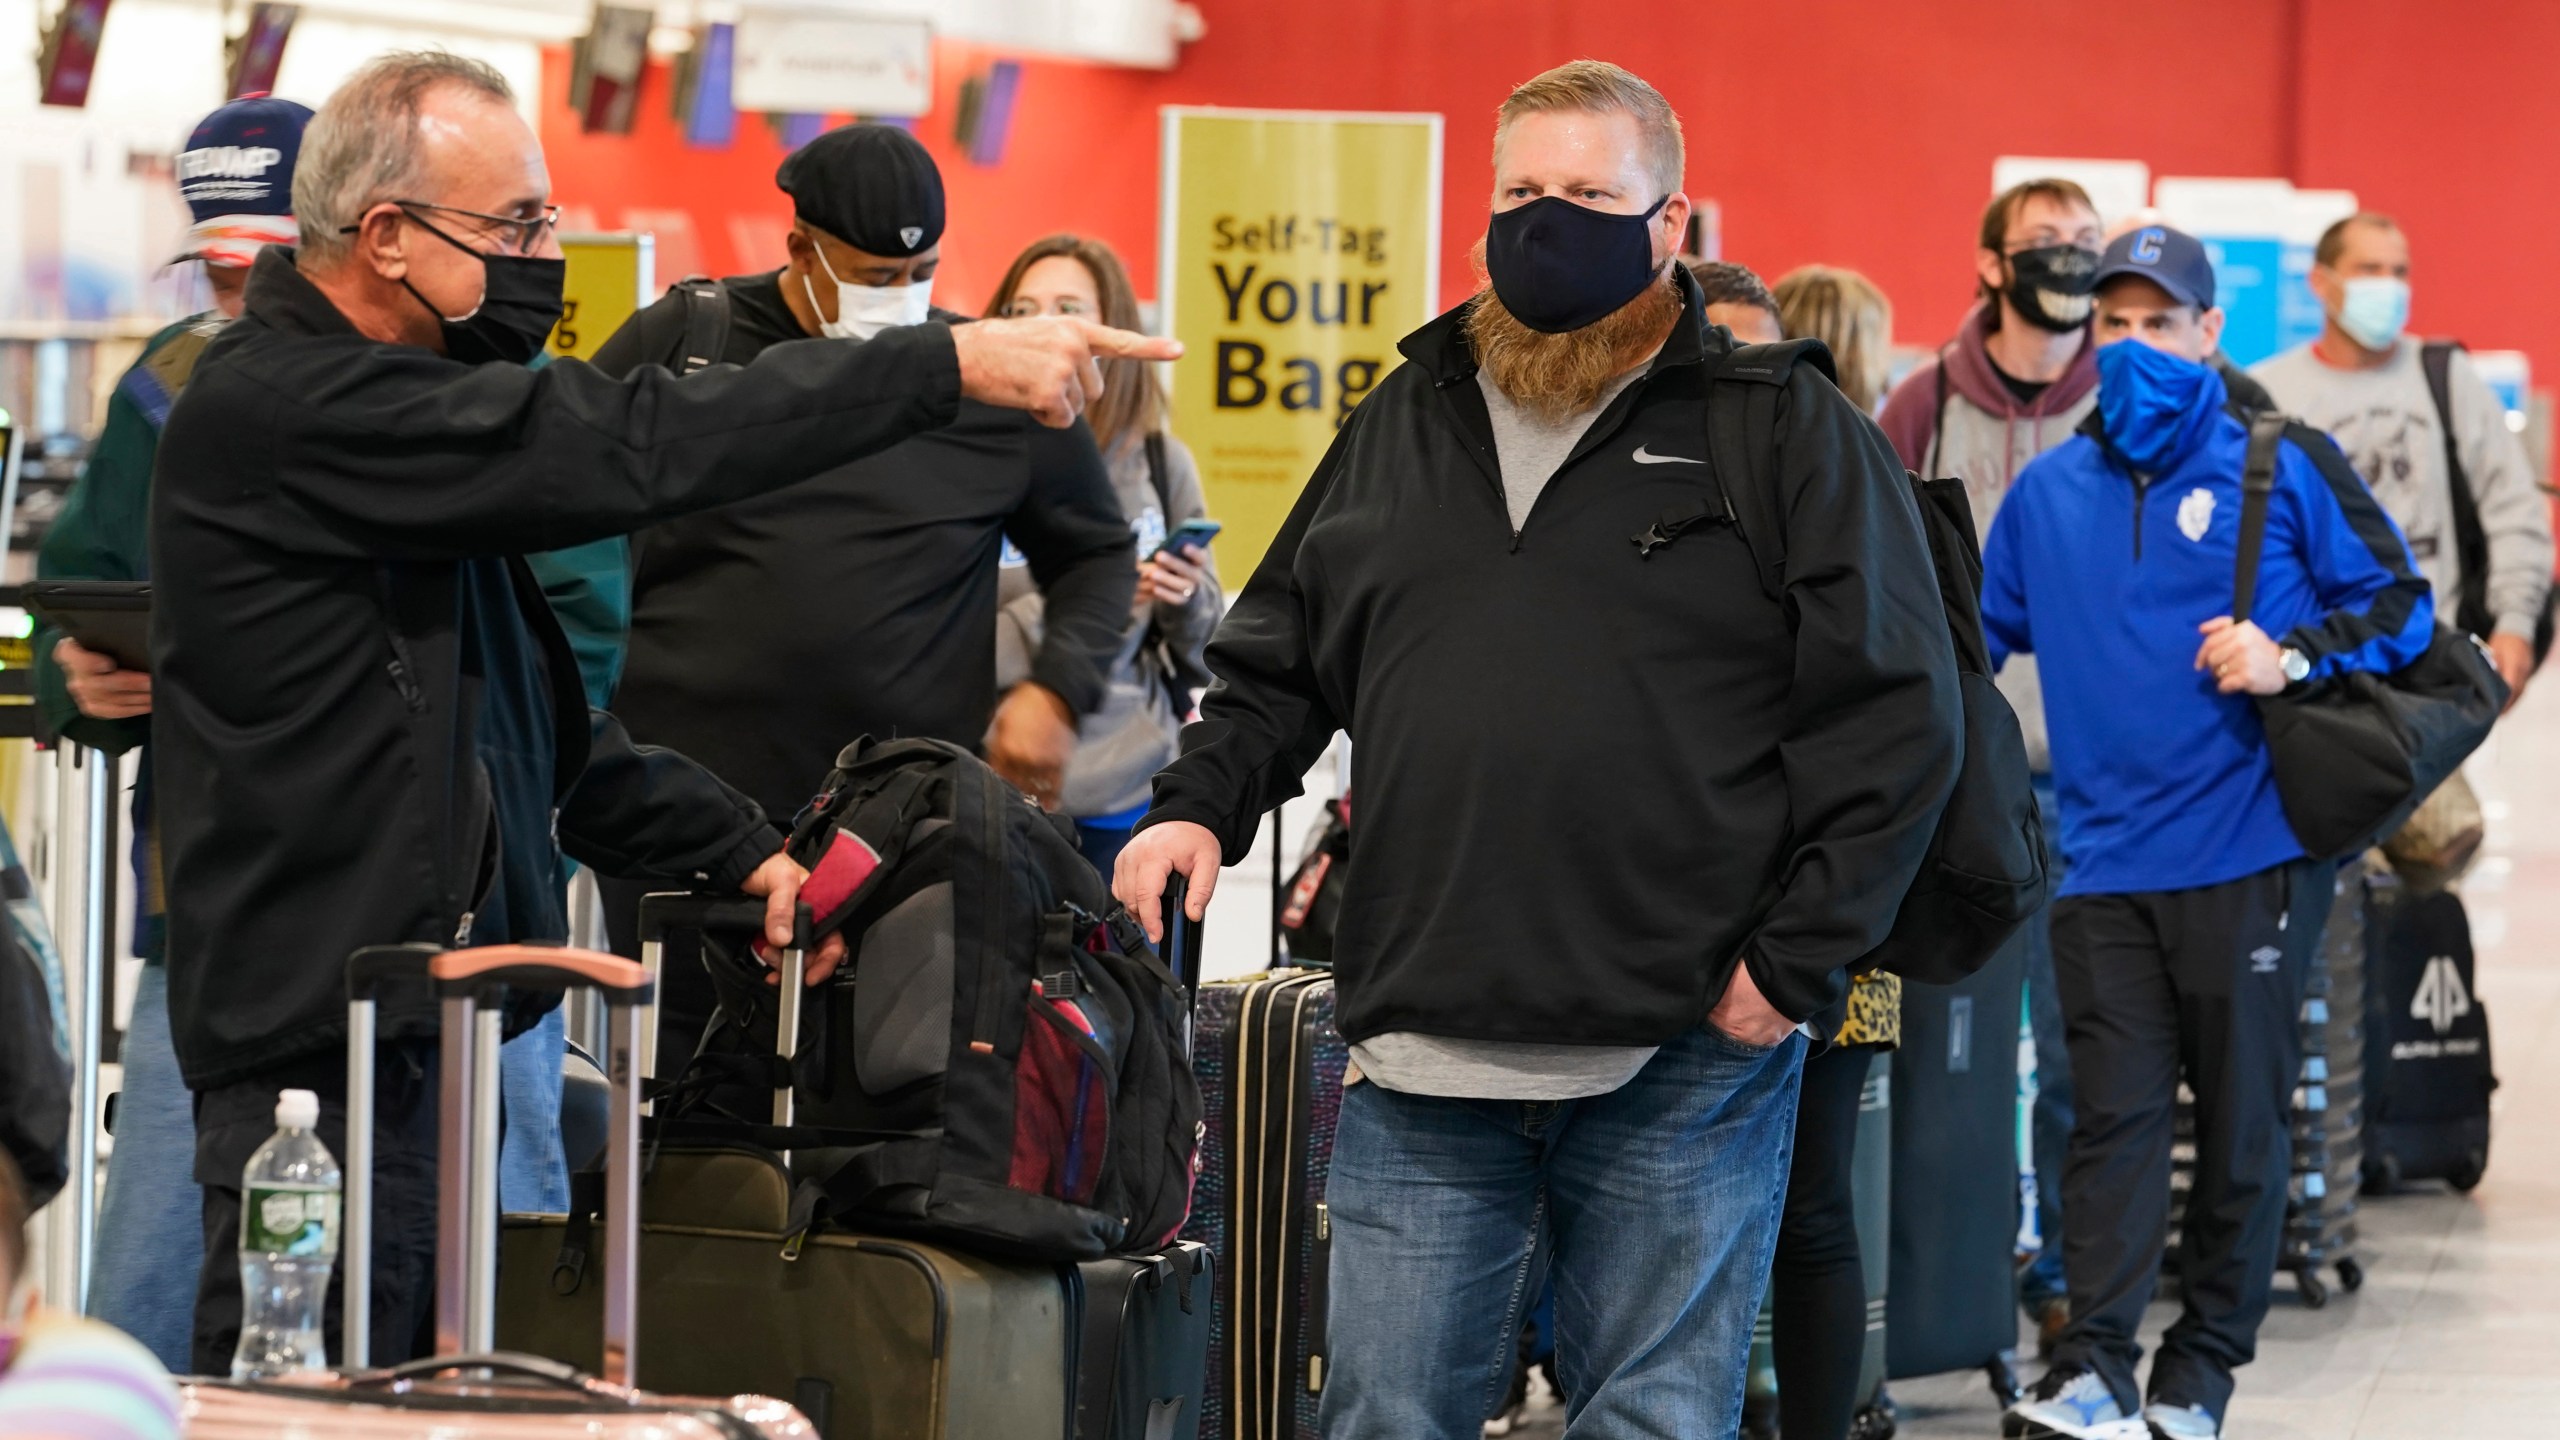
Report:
2279,646,2311,685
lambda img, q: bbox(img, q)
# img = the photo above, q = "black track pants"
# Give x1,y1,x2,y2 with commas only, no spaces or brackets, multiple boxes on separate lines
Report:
2047,858,2332,1420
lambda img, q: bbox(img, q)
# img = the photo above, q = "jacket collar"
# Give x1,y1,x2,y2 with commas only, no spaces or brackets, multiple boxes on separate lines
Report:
1396,261,1721,386
242,246,367,340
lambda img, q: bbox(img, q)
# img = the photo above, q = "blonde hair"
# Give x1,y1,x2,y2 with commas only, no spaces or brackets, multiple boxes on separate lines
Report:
1495,60,1683,196
1774,266,1893,414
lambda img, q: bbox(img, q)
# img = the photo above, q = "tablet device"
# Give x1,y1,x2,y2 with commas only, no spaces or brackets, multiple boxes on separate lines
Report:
23,580,152,673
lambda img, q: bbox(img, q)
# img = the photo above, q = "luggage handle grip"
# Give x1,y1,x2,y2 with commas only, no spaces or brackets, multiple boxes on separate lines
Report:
636,891,814,950
428,945,652,1000
348,1350,628,1400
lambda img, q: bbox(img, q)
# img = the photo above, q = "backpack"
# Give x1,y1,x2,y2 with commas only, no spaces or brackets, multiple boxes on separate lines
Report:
628,275,732,377
1705,339,2049,986
674,735,1202,1261
2422,339,2554,665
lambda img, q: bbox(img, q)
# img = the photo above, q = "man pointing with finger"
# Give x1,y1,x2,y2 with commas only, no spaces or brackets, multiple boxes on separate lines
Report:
151,51,1170,1369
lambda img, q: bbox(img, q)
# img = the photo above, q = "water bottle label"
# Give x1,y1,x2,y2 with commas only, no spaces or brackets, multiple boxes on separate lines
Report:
245,1186,340,1257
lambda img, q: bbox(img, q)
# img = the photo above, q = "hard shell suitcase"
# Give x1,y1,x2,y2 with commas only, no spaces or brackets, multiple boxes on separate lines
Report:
1885,932,2026,1404
1184,970,1346,1440
1071,1243,1216,1440
179,943,803,1436
2363,882,2495,1192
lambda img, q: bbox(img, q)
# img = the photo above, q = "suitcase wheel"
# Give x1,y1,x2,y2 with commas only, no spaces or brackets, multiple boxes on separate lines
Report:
2363,1151,2402,1197
2336,1256,2366,1293
2296,1268,2331,1309
2447,1150,2487,1193
1986,1354,2022,1407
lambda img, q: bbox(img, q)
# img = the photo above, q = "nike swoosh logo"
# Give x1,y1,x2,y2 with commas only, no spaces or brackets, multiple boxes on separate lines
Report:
1631,445,1705,465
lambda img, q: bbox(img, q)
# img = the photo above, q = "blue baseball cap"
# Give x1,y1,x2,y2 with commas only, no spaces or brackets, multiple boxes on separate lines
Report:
2091,224,2216,310
174,94,313,265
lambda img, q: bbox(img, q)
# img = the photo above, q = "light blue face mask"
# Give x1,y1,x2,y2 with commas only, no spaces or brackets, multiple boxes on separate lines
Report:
2335,275,2410,351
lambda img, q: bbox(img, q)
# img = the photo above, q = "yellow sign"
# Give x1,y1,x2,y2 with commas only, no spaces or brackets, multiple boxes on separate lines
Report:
549,232,657,361
1160,108,1442,578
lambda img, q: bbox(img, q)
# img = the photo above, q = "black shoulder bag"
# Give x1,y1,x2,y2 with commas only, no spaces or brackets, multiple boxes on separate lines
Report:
2423,339,2554,664
2234,410,2508,860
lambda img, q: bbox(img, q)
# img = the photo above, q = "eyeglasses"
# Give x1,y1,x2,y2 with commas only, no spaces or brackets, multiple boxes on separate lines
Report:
340,199,561,255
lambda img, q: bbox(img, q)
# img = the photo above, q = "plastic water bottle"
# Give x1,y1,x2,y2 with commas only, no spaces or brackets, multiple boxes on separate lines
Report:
231,1088,342,1379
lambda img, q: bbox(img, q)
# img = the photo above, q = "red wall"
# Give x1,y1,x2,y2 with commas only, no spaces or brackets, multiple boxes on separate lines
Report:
540,0,2552,387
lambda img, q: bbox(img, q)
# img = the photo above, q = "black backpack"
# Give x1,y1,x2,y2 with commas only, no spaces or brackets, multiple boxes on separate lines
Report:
1705,340,2049,986
674,736,1202,1261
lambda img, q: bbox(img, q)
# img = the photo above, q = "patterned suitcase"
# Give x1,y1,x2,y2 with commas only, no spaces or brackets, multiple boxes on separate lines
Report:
1184,971,1346,1440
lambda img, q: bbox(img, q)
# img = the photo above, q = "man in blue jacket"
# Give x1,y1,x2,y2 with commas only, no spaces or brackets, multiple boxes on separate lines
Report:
1987,227,2431,1440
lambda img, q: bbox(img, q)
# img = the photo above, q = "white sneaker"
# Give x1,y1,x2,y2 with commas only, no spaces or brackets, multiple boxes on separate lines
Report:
2003,1366,2149,1440
2144,1402,2220,1439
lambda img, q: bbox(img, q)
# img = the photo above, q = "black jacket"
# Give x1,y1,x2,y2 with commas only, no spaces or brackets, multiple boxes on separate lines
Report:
589,273,1134,823
1141,270,1962,1037
152,249,964,1089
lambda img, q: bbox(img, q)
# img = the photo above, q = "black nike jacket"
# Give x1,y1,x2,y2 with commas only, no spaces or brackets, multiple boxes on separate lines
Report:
152,248,964,1089
1140,268,1963,1037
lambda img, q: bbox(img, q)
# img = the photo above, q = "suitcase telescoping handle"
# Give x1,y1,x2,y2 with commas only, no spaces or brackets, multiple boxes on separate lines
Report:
344,945,653,1384
634,893,814,1127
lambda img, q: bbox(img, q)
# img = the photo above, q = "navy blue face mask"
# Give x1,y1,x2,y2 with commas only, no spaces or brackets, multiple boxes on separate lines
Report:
1485,193,1670,333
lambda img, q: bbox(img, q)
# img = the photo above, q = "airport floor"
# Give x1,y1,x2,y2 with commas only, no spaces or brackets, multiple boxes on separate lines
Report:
1505,674,2560,1440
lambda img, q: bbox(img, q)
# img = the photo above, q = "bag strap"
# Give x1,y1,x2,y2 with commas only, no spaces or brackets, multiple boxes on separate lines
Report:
672,276,733,377
1143,431,1173,517
2233,409,2289,624
1926,343,1953,479
2424,339,2493,633
1705,339,1837,604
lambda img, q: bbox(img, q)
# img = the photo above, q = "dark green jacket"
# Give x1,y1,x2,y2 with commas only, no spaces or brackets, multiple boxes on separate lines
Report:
31,316,218,964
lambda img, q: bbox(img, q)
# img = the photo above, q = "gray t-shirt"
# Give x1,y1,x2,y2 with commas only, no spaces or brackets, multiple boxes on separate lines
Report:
1346,362,1659,1102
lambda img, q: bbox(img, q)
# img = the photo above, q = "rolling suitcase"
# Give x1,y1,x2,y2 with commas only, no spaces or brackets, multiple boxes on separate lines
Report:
1071,1243,1216,1440
1185,968,1346,1440
180,942,806,1437
2363,881,2495,1192
1885,931,2026,1404
499,895,1079,1440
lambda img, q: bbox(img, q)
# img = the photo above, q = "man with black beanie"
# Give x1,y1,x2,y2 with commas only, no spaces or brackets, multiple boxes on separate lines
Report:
590,123,1136,1064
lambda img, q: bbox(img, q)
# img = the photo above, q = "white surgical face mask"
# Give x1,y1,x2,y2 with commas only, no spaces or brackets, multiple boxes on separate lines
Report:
803,243,932,341
2334,275,2411,352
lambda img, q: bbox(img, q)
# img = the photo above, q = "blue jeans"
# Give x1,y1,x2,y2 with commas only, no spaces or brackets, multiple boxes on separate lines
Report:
1321,1026,1806,1440
499,1007,569,1215
89,965,200,1372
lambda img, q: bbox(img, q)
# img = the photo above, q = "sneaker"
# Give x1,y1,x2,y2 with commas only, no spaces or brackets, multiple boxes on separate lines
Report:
2003,1366,2148,1440
2143,1402,2220,1439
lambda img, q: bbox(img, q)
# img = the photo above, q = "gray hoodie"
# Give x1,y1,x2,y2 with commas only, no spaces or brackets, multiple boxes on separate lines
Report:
997,429,1224,818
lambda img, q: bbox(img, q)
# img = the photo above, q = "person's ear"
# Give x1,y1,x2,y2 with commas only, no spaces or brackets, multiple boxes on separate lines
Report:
1655,192,1693,267
2306,263,2341,309
355,204,409,280
1976,246,2009,299
2200,305,2227,352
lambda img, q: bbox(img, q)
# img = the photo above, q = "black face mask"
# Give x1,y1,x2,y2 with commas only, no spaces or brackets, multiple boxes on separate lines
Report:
401,214,567,365
1484,194,1669,333
2003,243,2100,333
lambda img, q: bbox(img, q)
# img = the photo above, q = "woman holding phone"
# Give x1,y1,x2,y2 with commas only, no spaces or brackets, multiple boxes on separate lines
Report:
987,235,1223,874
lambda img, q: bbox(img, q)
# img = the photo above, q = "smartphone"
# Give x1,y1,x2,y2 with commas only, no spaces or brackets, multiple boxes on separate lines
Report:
1151,518,1222,560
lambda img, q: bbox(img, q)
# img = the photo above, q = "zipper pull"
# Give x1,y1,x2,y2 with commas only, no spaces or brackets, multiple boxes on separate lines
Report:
1509,528,1524,554
454,910,475,948
1633,523,1669,558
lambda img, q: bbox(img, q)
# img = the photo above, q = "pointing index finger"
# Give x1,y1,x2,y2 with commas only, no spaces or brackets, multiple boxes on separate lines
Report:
1076,319,1184,362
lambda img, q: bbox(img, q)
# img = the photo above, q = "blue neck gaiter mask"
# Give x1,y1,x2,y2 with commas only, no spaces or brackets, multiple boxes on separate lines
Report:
2094,338,2228,474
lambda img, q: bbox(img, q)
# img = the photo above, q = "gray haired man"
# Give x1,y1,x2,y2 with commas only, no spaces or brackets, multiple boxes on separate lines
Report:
153,49,1176,1369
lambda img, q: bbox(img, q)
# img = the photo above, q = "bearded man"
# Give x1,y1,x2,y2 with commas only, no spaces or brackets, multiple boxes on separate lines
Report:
1115,60,1961,1438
